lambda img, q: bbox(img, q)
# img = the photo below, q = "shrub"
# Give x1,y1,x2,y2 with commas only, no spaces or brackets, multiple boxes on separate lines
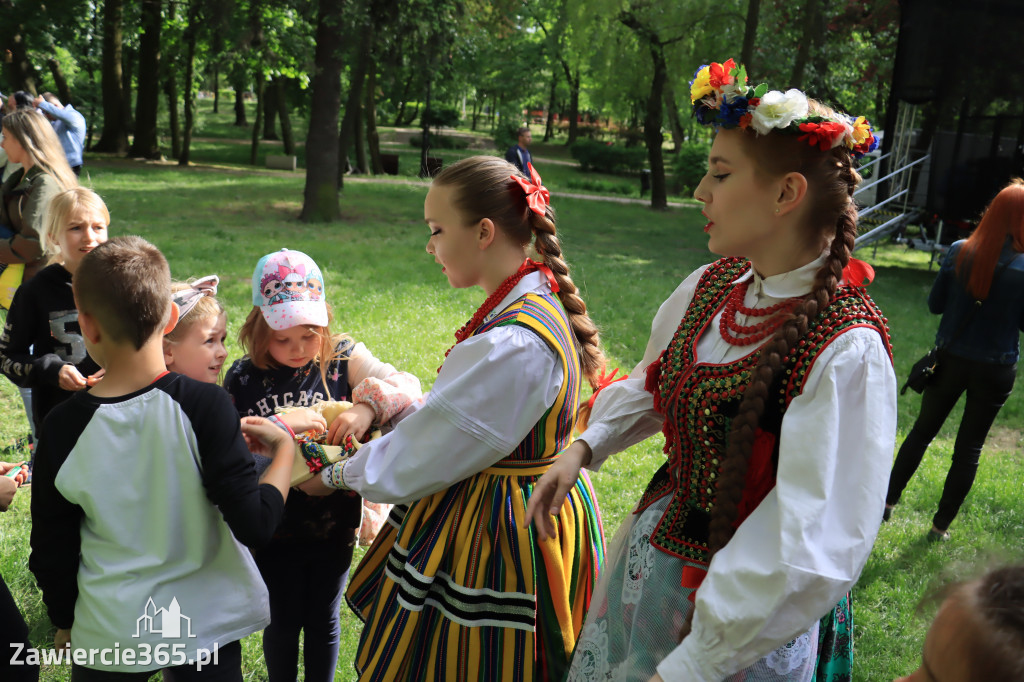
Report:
409,134,470,149
565,177,637,197
570,139,647,174
673,140,711,193
493,122,522,153
421,105,461,129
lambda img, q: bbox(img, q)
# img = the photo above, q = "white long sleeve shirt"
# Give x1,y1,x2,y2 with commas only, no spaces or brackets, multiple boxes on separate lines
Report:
579,257,898,682
338,272,565,504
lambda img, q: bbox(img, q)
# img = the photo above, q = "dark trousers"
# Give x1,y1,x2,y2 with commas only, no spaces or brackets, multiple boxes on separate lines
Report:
68,639,242,681
0,571,38,682
255,530,356,682
887,350,1016,530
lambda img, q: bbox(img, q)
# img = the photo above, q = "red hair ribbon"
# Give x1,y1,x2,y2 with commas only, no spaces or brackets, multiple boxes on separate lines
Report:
841,258,875,287
511,162,550,217
585,367,629,412
529,259,560,293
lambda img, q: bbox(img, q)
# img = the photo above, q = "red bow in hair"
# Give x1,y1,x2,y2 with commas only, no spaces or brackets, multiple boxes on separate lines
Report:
841,258,875,287
511,162,550,217
585,367,629,412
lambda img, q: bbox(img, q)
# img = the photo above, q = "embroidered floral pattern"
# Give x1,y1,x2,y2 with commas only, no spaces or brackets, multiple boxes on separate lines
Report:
766,632,814,675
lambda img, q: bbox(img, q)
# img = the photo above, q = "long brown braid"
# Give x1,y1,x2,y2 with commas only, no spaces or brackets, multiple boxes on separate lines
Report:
679,103,862,641
432,156,605,395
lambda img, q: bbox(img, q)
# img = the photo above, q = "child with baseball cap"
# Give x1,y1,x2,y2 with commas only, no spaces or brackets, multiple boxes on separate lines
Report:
223,248,420,681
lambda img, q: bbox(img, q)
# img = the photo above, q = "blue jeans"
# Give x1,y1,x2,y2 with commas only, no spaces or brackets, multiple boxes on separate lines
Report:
255,530,356,682
887,350,1016,530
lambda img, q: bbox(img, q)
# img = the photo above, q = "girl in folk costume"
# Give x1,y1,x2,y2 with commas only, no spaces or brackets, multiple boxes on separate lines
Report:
302,156,606,681
528,59,898,682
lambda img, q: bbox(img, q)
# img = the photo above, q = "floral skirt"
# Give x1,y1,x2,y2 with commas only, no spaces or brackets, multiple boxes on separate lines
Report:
567,496,852,682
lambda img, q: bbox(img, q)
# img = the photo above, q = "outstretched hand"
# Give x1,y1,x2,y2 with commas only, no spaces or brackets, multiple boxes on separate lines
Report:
525,440,592,541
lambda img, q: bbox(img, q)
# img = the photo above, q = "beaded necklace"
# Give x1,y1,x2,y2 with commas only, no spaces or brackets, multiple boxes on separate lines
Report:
718,280,801,346
441,259,542,368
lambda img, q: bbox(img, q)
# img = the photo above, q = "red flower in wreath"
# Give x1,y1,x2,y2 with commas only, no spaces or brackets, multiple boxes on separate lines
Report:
798,121,847,151
708,59,737,89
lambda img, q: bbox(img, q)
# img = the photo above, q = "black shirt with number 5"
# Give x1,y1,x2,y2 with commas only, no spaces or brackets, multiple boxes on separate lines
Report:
0,262,100,429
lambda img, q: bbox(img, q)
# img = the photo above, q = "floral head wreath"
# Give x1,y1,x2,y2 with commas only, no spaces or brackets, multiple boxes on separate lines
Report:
690,58,879,158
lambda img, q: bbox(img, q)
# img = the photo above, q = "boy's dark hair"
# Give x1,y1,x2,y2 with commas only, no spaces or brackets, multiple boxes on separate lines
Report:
73,236,171,350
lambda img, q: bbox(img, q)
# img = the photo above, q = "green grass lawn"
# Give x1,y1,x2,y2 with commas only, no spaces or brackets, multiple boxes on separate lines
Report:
2,117,1022,680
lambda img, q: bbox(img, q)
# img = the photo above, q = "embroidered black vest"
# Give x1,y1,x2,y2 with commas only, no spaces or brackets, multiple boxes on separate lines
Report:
640,257,892,566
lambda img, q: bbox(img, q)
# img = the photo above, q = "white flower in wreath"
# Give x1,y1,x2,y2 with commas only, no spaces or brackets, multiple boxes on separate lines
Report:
567,619,611,682
749,89,809,135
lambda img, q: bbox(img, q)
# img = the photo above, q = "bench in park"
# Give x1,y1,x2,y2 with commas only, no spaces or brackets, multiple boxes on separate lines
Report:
266,154,297,171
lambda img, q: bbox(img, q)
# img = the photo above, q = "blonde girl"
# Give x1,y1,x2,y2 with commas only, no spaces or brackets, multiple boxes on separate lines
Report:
223,248,420,682
0,187,106,452
164,276,228,384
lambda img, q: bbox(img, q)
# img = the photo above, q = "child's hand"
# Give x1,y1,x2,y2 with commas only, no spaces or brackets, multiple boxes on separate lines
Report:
0,461,27,487
55,628,71,651
58,364,88,391
240,417,292,457
279,409,328,436
0,474,18,511
327,403,375,445
297,475,334,497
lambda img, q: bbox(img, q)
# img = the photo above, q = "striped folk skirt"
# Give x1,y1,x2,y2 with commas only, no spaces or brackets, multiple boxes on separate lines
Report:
345,456,606,681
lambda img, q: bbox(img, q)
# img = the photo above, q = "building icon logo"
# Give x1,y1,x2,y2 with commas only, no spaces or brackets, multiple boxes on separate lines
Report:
134,597,197,639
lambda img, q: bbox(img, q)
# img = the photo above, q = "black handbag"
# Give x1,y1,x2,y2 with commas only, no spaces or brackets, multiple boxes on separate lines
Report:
900,347,940,395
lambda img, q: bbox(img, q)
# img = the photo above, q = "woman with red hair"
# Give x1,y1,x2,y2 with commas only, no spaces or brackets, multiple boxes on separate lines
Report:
886,178,1024,541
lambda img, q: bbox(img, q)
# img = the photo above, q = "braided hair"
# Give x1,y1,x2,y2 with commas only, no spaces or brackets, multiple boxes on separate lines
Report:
679,100,862,641
432,156,605,393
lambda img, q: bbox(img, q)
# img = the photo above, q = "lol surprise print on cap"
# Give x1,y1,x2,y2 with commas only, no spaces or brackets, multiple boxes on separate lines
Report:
252,248,328,330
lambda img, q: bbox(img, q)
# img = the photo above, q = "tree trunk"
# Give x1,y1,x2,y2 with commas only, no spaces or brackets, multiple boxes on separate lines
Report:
741,0,761,72
95,0,129,153
301,0,344,223
663,83,684,153
180,2,199,166
166,75,180,159
337,21,374,183
130,0,163,159
790,0,823,89
232,64,248,126
250,69,265,165
419,70,432,178
366,65,383,174
122,46,135,132
46,58,72,105
470,97,480,131
275,77,295,155
6,32,39,93
262,76,278,140
354,95,368,174
212,63,220,114
544,73,557,142
566,69,580,145
643,41,669,210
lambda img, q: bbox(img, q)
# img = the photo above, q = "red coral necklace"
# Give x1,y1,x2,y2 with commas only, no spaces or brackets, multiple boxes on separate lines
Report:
440,259,541,369
719,280,801,346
